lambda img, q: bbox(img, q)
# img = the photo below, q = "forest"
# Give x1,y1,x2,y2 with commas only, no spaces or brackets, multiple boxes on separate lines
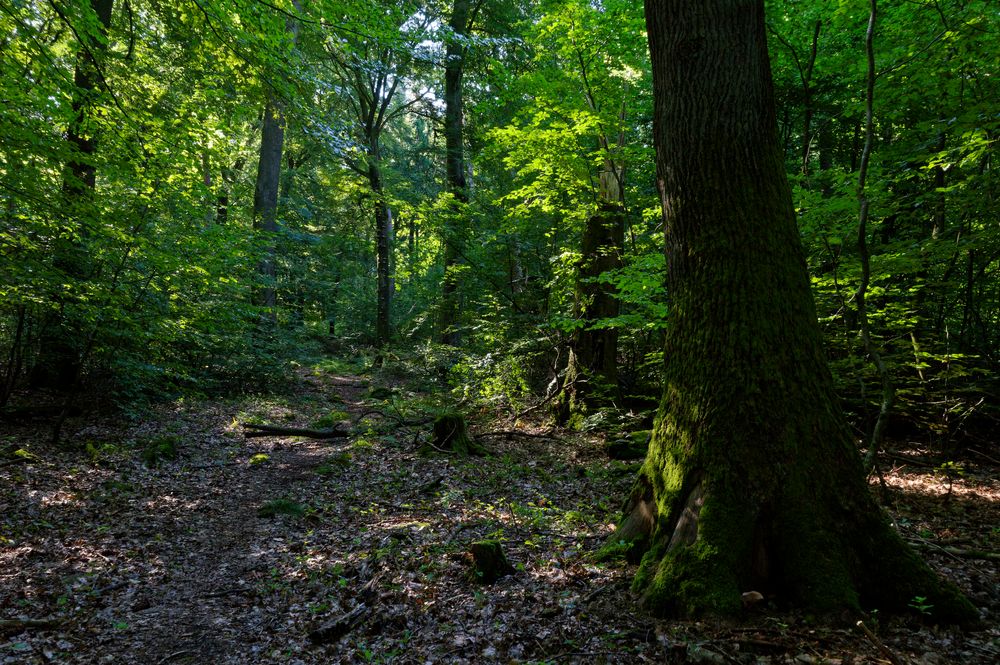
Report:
0,0,997,662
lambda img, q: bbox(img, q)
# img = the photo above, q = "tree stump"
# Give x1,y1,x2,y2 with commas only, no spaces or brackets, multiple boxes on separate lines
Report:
424,411,484,456
469,540,515,584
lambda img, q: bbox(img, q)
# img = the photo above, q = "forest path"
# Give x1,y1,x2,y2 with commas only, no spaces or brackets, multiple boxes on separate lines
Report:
2,363,999,664
100,372,371,664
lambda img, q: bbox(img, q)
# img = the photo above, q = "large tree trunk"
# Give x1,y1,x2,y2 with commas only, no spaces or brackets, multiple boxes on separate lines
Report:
32,0,114,390
558,199,624,425
619,0,976,623
439,0,471,346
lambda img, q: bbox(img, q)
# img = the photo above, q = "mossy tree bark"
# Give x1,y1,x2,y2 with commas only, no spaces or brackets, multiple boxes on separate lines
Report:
427,412,485,456
622,0,976,623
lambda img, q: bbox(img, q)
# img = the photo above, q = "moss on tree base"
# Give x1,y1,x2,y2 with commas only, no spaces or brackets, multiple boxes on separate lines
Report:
620,462,979,626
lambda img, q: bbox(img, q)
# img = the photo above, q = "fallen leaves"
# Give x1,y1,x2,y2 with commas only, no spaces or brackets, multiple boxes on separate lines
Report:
0,369,997,663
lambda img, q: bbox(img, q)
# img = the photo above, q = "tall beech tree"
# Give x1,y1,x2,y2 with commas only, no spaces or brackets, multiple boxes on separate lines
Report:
252,4,301,315
327,19,428,350
253,99,286,313
33,0,115,389
438,0,481,346
617,0,977,622
555,0,641,421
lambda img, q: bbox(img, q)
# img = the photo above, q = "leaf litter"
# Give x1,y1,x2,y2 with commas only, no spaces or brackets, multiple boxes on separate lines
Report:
1,368,997,664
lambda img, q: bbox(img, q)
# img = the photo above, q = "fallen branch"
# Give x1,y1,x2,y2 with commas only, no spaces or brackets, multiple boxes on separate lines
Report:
0,618,61,635
243,423,349,439
968,447,1000,466
156,650,195,665
308,603,369,644
856,620,903,665
513,378,582,421
475,429,557,440
908,540,1000,561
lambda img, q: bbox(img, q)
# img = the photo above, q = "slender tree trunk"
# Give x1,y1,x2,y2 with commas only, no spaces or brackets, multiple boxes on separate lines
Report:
251,5,299,317
368,158,392,348
216,156,245,225
253,100,284,314
33,0,114,390
619,0,975,623
800,21,821,176
63,0,114,198
439,0,472,346
1,305,26,409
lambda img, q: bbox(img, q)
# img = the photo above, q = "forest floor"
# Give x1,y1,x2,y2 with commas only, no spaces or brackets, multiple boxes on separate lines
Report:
1,359,998,664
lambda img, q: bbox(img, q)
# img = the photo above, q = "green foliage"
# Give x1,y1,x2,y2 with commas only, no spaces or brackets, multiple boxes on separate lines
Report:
315,452,352,475
310,410,350,430
140,436,180,467
0,0,993,463
908,596,934,616
257,498,310,518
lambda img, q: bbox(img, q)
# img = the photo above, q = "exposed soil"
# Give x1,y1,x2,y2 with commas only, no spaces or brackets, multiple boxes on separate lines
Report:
1,367,998,664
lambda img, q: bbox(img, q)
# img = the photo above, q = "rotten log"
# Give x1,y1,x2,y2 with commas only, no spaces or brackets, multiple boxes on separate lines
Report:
243,423,349,439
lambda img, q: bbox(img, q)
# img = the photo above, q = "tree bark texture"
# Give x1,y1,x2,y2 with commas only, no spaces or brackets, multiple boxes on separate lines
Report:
559,201,624,425
622,0,975,623
253,100,284,312
369,158,392,348
439,0,471,346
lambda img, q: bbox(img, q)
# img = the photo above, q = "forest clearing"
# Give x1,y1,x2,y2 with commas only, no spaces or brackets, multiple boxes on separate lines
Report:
2,0,999,662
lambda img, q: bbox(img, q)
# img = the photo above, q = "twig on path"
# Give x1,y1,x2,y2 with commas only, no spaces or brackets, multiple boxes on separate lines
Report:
199,587,250,599
243,423,349,439
513,378,582,421
95,580,129,596
968,447,1000,465
155,650,195,665
582,582,619,604
475,429,557,440
856,621,904,665
308,603,369,644
185,462,239,470
906,539,1000,562
0,618,61,635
